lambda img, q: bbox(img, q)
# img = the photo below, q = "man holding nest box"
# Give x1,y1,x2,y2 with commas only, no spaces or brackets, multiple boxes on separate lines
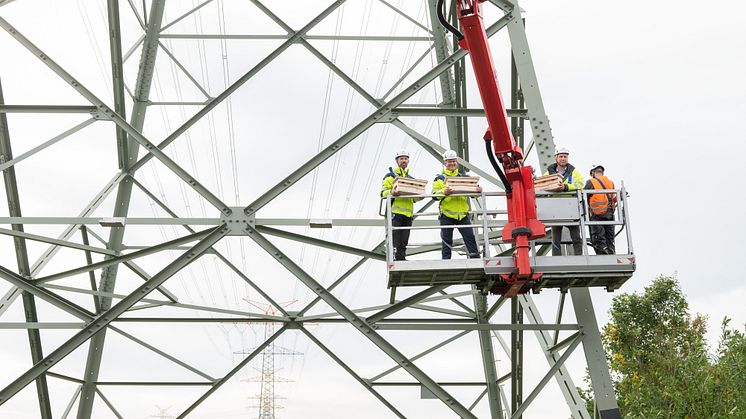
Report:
381,150,427,261
432,149,482,259
534,147,585,256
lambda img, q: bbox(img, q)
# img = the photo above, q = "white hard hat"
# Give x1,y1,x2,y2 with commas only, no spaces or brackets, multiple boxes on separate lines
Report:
589,163,605,174
394,150,409,159
554,147,570,156
442,149,458,161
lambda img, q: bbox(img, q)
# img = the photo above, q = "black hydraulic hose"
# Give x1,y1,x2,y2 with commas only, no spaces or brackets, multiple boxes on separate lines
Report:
485,140,512,193
436,0,464,41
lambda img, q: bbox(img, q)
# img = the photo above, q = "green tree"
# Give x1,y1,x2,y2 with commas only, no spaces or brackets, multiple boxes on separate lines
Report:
710,317,746,417
580,275,746,418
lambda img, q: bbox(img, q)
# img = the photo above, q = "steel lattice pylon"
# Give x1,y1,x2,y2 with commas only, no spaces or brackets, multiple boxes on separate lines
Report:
237,301,302,419
0,1,622,418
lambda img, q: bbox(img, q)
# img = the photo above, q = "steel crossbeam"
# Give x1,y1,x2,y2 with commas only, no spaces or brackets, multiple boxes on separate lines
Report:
255,225,386,261
0,105,98,114
159,0,215,33
0,227,115,255
0,118,95,173
94,389,123,419
34,229,212,284
366,285,448,324
159,34,431,41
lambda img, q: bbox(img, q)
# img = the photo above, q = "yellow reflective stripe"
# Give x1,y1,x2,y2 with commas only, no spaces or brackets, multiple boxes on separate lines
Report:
440,208,467,218
590,201,611,214
391,196,414,216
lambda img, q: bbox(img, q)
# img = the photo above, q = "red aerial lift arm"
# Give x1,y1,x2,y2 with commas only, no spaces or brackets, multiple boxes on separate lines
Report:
438,0,546,295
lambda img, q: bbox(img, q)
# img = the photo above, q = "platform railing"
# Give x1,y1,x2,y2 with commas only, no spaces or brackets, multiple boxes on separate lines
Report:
579,184,634,255
382,186,632,267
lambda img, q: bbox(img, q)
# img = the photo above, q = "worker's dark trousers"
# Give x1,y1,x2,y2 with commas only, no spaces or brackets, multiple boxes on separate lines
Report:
551,226,583,256
439,215,480,259
392,213,413,261
589,212,615,254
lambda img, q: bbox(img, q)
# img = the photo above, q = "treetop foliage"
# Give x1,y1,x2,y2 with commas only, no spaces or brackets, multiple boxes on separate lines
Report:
581,275,746,418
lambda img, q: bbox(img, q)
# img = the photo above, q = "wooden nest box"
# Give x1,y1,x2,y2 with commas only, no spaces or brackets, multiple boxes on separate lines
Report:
533,173,563,191
445,176,480,193
392,177,428,196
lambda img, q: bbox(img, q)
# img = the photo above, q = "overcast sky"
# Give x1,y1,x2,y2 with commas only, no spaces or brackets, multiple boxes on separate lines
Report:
1,0,745,418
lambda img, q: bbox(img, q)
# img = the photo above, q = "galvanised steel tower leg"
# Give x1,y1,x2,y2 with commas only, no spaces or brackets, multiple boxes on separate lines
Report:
510,297,523,418
0,78,53,419
427,0,465,158
473,292,502,418
77,2,166,417
498,0,556,168
570,289,620,419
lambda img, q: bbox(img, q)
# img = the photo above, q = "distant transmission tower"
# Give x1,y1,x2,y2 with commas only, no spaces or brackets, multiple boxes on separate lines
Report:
148,405,174,419
236,301,302,419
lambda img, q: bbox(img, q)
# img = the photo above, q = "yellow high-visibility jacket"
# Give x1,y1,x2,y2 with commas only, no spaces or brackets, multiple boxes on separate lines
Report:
380,166,414,217
432,168,469,221
544,163,584,192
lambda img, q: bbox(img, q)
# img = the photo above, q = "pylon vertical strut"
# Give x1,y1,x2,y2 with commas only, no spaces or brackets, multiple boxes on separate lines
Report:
0,77,53,419
77,2,166,417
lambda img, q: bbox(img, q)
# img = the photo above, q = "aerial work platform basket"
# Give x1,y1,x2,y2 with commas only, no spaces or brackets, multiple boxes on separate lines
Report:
383,187,635,295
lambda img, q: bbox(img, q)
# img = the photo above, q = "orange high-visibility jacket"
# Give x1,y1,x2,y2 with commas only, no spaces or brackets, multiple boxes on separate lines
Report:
588,176,617,215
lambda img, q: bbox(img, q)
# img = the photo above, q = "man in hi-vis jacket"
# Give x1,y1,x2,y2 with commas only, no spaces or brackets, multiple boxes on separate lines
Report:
381,150,415,261
544,147,585,256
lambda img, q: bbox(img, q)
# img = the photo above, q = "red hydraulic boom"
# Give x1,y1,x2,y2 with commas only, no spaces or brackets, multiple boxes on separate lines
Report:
439,0,545,296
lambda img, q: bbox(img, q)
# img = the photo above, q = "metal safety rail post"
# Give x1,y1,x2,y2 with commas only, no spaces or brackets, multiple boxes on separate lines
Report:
385,195,395,264
620,184,634,254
